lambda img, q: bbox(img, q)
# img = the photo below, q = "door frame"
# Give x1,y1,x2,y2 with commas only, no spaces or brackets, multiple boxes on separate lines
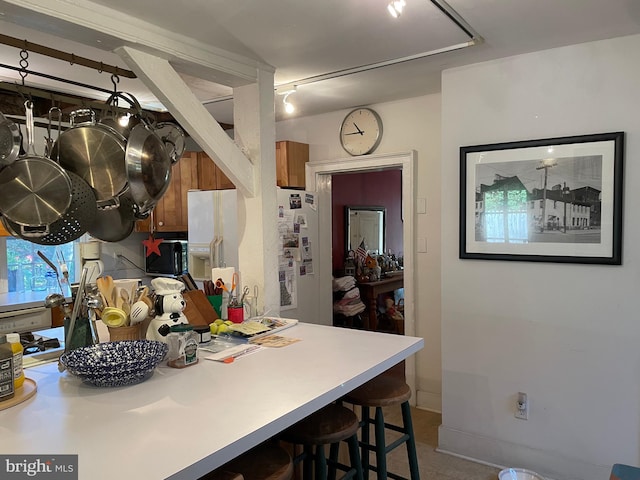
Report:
307,150,417,391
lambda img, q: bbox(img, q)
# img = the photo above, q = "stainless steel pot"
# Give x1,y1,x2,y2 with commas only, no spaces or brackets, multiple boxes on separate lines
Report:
86,193,136,242
2,170,97,245
51,109,128,208
154,122,185,164
125,122,172,215
0,101,72,228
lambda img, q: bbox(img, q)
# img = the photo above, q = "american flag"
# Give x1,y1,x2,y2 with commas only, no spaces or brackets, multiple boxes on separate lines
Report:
355,239,367,266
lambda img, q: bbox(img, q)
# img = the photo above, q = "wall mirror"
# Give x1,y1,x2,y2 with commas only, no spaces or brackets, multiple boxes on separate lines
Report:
345,206,386,255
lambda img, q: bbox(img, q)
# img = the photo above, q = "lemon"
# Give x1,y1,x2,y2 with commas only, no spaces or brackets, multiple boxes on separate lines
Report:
217,324,229,334
214,319,225,326
224,320,234,326
209,324,218,335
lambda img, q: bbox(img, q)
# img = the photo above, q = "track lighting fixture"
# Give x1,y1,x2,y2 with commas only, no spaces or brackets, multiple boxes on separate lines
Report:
387,0,406,18
276,86,297,115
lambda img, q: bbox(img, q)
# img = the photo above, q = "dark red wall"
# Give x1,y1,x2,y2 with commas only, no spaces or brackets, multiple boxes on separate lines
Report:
331,169,402,273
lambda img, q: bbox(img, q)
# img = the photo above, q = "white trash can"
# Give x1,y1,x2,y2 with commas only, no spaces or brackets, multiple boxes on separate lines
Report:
499,468,546,480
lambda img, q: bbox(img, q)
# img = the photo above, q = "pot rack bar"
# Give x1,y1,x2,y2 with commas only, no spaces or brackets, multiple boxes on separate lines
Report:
0,81,136,117
0,33,136,79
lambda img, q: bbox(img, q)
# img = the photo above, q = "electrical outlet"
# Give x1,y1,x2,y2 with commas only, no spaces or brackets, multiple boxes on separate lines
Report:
515,392,528,420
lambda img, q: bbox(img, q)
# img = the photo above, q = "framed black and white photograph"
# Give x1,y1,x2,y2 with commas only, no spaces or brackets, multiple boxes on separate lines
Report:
460,132,624,264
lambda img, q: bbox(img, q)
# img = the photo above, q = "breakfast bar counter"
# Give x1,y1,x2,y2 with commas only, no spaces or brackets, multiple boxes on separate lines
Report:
0,322,423,480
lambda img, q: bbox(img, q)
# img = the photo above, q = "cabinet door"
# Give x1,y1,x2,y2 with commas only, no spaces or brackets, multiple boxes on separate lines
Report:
197,152,235,190
135,151,199,232
276,141,309,188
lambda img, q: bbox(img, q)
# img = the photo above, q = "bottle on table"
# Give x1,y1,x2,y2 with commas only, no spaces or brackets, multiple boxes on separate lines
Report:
5,333,24,389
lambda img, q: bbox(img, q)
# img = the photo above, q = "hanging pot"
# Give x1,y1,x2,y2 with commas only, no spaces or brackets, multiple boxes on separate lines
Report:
0,101,73,229
125,121,172,215
0,111,21,167
50,108,128,208
2,170,98,245
87,193,136,243
154,122,185,164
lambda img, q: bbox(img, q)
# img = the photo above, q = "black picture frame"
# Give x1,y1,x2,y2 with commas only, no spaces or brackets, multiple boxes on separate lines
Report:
459,132,624,264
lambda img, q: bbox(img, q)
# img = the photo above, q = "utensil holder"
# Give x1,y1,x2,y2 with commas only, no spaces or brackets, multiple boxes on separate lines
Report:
228,306,244,324
108,324,142,341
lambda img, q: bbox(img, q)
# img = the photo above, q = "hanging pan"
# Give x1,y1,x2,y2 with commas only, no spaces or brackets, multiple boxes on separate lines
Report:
0,101,72,230
2,169,97,245
87,191,136,243
0,111,21,167
50,108,128,208
126,118,172,216
2,107,98,245
154,122,185,164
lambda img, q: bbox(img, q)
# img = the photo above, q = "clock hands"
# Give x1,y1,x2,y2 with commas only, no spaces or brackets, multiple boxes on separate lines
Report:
344,122,364,136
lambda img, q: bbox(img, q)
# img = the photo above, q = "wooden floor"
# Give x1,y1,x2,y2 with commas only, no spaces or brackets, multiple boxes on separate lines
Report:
382,407,501,480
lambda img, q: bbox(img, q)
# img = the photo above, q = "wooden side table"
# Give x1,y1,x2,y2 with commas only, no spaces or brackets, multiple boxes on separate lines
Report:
357,273,404,333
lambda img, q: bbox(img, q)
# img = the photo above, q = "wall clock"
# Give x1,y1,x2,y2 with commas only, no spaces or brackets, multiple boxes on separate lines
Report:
339,107,383,156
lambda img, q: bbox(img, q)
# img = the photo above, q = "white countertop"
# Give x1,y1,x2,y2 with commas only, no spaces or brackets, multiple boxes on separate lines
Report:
0,323,423,480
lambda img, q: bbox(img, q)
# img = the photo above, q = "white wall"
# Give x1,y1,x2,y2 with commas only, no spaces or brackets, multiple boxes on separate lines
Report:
276,95,443,411
440,35,640,480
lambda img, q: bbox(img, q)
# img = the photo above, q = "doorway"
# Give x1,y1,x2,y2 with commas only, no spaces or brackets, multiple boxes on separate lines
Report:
307,151,416,387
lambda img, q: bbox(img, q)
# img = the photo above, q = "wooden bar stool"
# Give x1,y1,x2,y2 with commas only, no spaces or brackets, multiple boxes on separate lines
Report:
199,441,293,480
280,403,364,480
343,374,420,480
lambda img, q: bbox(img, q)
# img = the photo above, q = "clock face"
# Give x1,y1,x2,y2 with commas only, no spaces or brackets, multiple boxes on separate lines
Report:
339,108,383,156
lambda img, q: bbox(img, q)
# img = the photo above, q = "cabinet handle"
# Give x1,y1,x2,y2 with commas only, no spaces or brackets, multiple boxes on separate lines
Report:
158,221,164,226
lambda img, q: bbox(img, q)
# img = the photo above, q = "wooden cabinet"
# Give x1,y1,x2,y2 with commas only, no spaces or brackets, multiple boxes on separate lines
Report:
276,140,309,188
199,140,309,190
135,151,199,233
0,222,10,237
197,152,235,190
136,141,308,233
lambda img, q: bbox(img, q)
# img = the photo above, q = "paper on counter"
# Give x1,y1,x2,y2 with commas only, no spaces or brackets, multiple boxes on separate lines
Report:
250,335,300,348
204,344,261,363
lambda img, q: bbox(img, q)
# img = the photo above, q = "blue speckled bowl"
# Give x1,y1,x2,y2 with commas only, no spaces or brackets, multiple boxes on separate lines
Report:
60,340,168,387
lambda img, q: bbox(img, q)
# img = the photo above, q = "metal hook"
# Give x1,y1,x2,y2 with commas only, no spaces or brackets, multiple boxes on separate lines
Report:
18,48,29,86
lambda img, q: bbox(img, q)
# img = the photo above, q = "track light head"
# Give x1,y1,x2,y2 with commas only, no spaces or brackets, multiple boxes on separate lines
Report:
387,0,405,18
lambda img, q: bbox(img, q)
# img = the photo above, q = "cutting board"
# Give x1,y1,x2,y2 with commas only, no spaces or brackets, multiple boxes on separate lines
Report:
183,290,219,326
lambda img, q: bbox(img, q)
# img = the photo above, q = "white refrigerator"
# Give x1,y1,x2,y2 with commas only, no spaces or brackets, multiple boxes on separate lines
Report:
276,188,324,325
187,190,239,281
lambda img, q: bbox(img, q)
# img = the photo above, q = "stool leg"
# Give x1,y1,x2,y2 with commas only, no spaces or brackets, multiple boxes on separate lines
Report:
328,443,339,480
303,444,313,480
360,406,371,476
374,407,387,480
347,434,364,480
316,444,328,480
401,401,420,480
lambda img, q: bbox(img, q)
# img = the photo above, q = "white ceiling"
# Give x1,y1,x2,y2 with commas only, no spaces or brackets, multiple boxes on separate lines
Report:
0,0,639,125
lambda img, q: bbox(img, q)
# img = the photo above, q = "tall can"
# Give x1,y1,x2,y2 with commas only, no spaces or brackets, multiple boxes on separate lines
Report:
6,333,24,389
0,336,15,401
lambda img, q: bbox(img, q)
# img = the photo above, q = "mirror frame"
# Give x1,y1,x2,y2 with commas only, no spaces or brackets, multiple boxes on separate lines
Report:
345,205,386,255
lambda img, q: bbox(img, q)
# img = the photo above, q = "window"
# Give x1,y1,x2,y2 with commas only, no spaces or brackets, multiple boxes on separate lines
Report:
5,238,78,293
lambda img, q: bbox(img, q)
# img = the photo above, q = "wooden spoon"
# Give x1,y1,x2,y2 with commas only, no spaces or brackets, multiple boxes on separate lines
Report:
112,287,120,310
96,276,113,307
120,289,131,318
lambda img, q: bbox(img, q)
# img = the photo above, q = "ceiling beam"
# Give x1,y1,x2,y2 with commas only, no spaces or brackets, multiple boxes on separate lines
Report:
117,46,255,197
0,0,274,88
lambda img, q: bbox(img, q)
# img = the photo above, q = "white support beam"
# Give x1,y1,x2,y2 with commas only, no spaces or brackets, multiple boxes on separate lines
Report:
233,71,279,318
1,0,273,87
116,46,255,197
